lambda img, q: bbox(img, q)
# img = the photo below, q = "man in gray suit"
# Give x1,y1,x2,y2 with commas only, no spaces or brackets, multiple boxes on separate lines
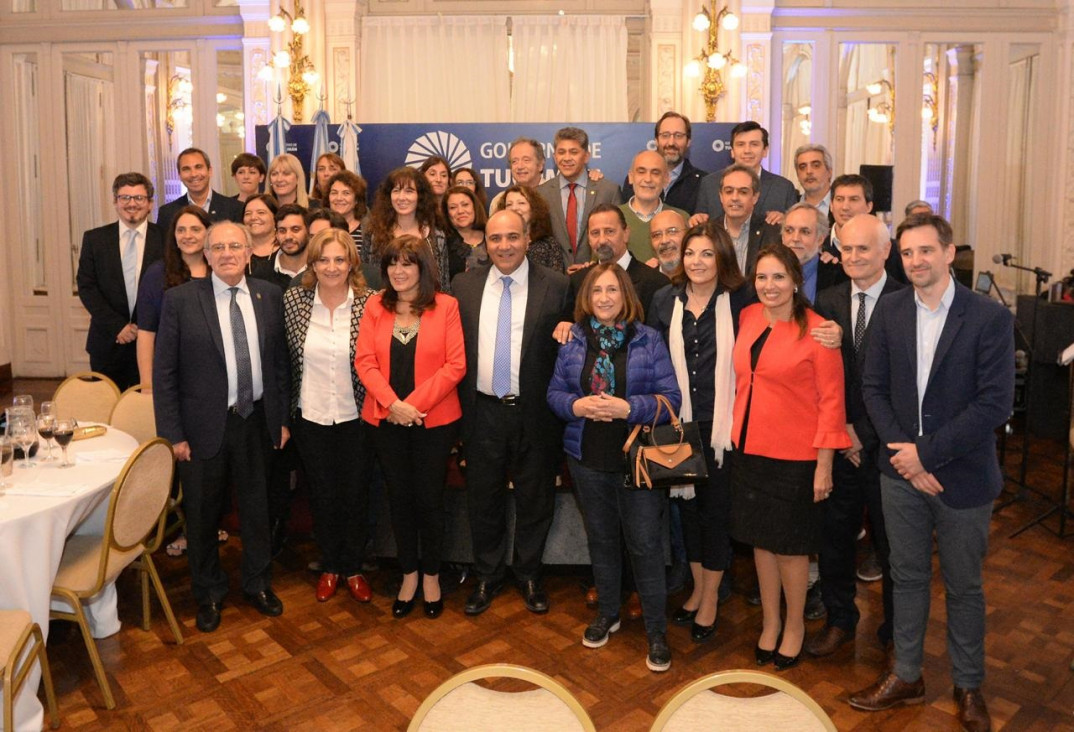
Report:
538,126,622,268
693,121,798,223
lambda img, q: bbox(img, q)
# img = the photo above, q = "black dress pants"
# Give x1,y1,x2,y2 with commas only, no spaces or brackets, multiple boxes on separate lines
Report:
294,415,371,576
177,403,273,605
819,449,894,643
464,396,557,583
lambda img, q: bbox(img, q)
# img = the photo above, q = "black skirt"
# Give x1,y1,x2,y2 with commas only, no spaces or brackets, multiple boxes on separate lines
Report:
730,451,821,555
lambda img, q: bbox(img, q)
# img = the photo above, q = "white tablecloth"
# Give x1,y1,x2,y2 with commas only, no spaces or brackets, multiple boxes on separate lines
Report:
0,425,139,732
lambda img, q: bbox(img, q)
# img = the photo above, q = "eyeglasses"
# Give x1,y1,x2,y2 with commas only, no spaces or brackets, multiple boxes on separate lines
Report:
650,227,682,241
116,194,149,203
207,242,249,253
656,132,688,141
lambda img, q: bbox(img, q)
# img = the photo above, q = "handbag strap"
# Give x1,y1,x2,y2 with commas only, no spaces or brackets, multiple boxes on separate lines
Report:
622,423,643,454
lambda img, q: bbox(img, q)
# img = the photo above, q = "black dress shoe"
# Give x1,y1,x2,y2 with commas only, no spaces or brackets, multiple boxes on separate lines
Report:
519,580,549,614
464,580,504,616
423,599,443,619
773,650,802,671
691,619,718,643
196,601,223,633
671,607,698,626
244,589,283,617
392,598,415,618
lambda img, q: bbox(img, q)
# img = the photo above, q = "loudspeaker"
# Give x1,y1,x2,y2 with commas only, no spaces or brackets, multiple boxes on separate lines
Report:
859,165,893,213
1016,295,1074,440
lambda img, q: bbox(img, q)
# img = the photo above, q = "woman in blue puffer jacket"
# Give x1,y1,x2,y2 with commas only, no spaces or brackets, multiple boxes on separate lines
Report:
547,262,681,674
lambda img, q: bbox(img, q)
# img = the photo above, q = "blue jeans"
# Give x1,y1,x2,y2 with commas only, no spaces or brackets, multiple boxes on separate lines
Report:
881,474,992,688
569,458,667,636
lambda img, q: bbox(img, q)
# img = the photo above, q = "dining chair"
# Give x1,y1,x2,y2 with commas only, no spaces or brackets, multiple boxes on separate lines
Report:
408,663,596,732
649,669,837,731
1,610,59,731
49,438,182,710
53,371,121,424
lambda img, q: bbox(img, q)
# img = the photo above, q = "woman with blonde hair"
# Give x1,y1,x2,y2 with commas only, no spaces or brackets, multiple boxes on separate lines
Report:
269,153,313,208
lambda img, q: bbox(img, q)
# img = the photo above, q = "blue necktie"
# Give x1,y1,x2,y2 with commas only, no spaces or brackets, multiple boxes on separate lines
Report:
122,229,138,317
491,276,513,398
229,287,254,418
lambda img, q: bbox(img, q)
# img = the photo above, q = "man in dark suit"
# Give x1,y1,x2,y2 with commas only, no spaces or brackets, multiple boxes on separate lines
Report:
794,144,834,222
713,164,781,277
621,111,707,213
693,121,798,222
76,172,164,390
154,220,291,634
809,214,903,659
452,210,571,615
851,214,1013,732
825,174,906,284
782,202,847,302
537,126,622,268
156,148,245,232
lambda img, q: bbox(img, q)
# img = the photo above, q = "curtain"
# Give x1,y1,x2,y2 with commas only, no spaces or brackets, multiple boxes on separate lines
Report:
360,16,511,123
510,15,628,122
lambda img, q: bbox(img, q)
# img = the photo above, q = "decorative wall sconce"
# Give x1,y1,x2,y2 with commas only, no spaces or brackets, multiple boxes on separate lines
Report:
866,78,895,133
683,1,746,122
256,0,318,122
166,73,193,140
921,71,939,149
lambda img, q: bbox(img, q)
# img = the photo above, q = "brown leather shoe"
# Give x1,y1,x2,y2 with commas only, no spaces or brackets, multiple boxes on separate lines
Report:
585,586,599,607
954,687,991,731
625,592,643,621
806,625,853,657
848,671,926,711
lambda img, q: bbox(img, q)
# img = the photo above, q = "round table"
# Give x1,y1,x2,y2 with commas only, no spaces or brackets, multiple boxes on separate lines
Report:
0,425,140,730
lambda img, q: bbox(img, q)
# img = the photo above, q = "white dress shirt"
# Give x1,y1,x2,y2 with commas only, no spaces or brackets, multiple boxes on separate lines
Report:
299,286,359,425
850,271,888,332
477,258,530,396
915,276,956,435
211,273,264,407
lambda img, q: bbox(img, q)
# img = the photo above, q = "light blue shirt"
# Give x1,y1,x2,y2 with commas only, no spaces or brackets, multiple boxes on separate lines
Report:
914,276,956,435
211,273,264,408
665,160,685,195
802,255,820,303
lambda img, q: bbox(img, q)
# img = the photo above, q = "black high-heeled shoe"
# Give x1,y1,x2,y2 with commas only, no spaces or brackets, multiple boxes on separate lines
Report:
392,598,415,618
773,649,801,671
691,619,717,643
755,632,783,666
423,599,443,619
672,607,698,626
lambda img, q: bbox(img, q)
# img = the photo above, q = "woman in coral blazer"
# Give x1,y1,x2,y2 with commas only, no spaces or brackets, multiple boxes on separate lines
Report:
730,244,850,672
356,234,464,621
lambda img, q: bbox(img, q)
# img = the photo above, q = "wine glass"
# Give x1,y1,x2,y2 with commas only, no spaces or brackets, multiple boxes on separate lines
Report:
53,418,76,469
40,401,55,419
37,413,56,462
9,410,35,470
0,435,13,490
12,394,33,412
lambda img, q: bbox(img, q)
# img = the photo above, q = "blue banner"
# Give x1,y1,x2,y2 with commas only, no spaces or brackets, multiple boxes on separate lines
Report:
254,122,737,202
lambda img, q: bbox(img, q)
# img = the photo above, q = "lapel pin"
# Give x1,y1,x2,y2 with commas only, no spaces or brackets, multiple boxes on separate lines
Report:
256,293,262,300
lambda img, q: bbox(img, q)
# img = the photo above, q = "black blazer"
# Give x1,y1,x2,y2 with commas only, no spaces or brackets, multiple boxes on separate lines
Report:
452,262,570,448
76,222,164,362
862,281,1015,508
156,190,244,232
741,215,783,278
621,158,708,215
153,276,291,459
813,276,904,453
694,168,799,219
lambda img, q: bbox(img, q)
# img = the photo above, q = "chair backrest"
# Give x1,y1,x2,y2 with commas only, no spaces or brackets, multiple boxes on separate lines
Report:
80,438,175,591
108,385,157,444
53,371,121,424
409,664,596,732
650,669,837,732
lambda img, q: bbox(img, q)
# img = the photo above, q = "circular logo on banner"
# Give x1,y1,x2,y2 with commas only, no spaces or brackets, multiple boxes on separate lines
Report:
406,131,472,170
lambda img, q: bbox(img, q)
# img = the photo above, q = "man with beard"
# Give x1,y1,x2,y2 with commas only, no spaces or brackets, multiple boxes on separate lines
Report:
648,210,687,276
250,204,309,292
622,112,707,213
795,144,834,221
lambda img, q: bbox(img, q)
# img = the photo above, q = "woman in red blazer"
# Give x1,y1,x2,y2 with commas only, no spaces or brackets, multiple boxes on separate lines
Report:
730,244,850,671
356,235,465,621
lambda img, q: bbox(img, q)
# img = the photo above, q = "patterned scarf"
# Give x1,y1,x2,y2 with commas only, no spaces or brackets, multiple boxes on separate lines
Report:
588,317,627,395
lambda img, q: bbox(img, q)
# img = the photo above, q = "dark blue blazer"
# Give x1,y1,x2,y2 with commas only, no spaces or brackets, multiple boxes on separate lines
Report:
153,276,290,459
156,190,244,232
861,280,1014,508
693,168,798,219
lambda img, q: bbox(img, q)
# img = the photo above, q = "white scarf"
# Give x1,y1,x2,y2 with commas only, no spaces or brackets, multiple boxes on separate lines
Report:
669,289,737,470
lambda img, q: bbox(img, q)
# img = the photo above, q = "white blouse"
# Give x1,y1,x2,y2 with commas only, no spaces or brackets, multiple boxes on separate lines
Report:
299,286,360,425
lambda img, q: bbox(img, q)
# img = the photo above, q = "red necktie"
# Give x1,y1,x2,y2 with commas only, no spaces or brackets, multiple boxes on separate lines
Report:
566,183,578,254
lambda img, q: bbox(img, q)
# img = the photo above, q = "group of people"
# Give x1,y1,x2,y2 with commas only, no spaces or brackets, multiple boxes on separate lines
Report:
74,112,1013,731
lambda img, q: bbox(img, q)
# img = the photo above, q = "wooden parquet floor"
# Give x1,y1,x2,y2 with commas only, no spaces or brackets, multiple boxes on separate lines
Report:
10,379,1074,730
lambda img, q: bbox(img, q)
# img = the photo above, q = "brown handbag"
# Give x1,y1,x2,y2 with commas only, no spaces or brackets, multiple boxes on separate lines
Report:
622,394,709,490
